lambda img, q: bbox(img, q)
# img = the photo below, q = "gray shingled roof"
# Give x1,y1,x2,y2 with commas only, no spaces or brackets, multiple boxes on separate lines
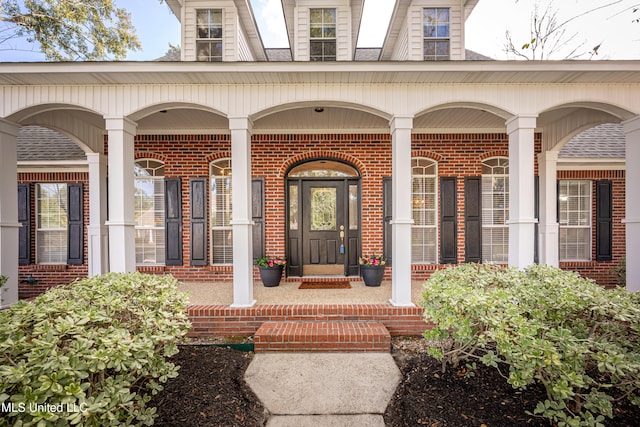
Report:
265,48,293,61
465,49,493,61
559,123,625,158
354,48,381,61
17,126,87,162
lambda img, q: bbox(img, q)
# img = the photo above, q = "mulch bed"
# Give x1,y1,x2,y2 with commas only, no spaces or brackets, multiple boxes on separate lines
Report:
149,337,640,426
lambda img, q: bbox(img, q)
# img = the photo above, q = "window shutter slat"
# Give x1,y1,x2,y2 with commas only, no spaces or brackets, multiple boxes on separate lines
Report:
190,178,208,265
165,178,183,266
18,184,31,265
67,183,83,265
465,177,482,263
383,177,392,265
440,177,457,264
596,180,613,261
252,178,264,261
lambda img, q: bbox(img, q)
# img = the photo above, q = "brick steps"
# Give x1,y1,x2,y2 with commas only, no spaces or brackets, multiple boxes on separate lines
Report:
254,320,391,352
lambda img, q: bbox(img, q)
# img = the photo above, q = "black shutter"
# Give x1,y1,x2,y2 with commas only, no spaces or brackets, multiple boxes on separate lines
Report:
165,178,183,266
252,178,264,261
596,180,613,261
18,184,31,265
464,177,482,263
440,177,457,264
67,183,84,265
383,177,393,265
190,178,208,265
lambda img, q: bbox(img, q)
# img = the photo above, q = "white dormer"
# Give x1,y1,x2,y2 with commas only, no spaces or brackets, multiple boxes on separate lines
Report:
282,0,364,61
381,0,479,61
166,0,267,61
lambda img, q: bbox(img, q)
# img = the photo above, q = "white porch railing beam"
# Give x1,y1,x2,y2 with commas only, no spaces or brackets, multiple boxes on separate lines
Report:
105,117,137,273
229,117,256,308
506,115,538,269
623,115,640,292
86,152,109,276
0,119,20,308
389,116,415,307
537,150,559,266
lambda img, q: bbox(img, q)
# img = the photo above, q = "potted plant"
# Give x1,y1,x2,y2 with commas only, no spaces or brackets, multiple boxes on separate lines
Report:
359,255,387,287
257,256,287,287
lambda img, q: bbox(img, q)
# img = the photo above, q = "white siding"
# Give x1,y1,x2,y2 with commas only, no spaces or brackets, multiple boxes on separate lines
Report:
391,16,409,61
237,16,254,61
182,0,238,62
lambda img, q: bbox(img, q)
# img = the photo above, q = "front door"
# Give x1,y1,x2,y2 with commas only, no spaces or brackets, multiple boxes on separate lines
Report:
286,159,361,277
301,180,345,275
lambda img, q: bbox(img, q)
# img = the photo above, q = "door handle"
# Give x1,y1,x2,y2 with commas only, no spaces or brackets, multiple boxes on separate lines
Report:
340,225,345,254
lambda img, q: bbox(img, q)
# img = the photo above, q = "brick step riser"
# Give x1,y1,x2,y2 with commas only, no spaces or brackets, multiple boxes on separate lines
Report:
254,321,391,353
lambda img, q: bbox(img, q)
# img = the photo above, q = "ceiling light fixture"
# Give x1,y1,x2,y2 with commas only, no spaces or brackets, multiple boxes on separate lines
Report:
314,107,324,113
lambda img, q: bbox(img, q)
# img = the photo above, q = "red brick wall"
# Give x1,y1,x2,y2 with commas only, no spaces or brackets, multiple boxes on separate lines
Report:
558,169,626,288
17,172,89,298
17,132,624,296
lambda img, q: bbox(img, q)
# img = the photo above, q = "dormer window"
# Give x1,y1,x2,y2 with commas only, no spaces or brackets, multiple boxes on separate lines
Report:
310,8,336,61
197,9,223,62
423,8,450,61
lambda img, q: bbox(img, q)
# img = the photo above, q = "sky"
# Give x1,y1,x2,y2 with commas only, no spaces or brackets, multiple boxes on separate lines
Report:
0,0,638,62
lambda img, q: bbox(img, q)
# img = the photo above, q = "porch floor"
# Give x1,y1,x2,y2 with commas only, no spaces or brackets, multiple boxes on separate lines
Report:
178,279,426,306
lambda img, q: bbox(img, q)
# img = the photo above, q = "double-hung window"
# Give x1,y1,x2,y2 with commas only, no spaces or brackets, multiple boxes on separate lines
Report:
134,160,166,265
423,8,450,60
481,158,509,263
412,158,438,263
36,183,68,264
310,8,336,61
210,159,233,264
197,9,223,61
559,180,591,261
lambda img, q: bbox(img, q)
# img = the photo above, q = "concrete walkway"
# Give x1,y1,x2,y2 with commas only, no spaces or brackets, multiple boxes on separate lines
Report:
244,353,400,426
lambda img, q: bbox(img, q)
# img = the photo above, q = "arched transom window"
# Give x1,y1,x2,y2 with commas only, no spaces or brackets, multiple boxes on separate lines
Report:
481,157,509,263
412,157,438,264
210,159,233,264
134,159,165,265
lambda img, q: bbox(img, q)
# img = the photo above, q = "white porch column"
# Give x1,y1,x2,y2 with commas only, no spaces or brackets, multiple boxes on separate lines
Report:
506,115,538,269
389,116,414,307
0,120,20,308
229,117,256,307
537,151,559,266
105,117,137,273
87,153,109,276
623,115,640,292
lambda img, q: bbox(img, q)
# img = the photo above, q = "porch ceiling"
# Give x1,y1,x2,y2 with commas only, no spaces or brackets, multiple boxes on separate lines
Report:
2,61,640,86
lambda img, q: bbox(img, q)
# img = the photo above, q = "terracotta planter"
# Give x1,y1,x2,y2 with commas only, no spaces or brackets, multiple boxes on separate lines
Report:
259,265,283,287
361,265,385,287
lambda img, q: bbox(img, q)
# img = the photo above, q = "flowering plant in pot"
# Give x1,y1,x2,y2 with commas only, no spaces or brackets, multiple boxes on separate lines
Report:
359,255,386,287
256,256,287,287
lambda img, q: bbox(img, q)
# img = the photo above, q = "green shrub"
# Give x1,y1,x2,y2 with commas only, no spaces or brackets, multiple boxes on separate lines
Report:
421,263,640,427
0,272,191,426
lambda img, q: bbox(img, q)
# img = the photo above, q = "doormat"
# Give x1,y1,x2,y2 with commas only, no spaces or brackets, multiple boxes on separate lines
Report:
298,281,351,289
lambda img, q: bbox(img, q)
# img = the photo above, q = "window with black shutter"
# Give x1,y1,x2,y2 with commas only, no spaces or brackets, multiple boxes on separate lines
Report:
67,183,83,265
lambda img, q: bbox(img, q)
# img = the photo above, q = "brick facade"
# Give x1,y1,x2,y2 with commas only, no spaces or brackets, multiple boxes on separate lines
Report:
17,172,89,299
17,132,625,297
